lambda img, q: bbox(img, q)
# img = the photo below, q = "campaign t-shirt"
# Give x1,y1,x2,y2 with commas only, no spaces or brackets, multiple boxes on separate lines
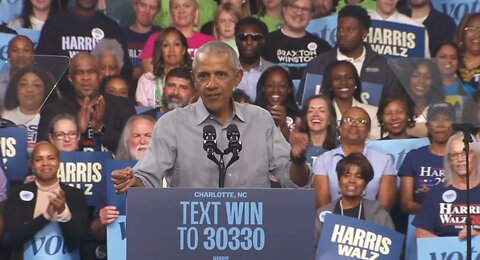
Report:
261,30,331,80
398,145,444,203
413,184,480,237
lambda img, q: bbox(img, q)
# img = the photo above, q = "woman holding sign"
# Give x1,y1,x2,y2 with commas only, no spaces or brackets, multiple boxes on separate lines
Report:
413,132,480,239
4,142,89,259
314,153,395,246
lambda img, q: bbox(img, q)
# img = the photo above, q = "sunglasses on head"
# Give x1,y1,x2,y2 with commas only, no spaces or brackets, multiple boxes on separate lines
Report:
237,33,263,41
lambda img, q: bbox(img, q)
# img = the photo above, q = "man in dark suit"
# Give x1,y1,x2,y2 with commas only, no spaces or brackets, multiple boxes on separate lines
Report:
37,52,136,152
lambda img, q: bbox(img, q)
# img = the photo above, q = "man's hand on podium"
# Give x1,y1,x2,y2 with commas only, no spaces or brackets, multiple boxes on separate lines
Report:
112,167,136,194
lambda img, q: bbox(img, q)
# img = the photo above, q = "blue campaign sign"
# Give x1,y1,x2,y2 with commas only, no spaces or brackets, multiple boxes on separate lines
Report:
15,28,41,46
359,81,382,106
432,0,480,25
24,222,80,260
0,33,17,74
302,73,323,105
105,160,137,215
127,188,315,260
0,127,29,181
58,151,114,206
303,73,383,106
306,15,338,47
367,138,430,173
368,20,428,58
316,214,404,260
107,215,127,260
0,0,22,24
417,236,480,259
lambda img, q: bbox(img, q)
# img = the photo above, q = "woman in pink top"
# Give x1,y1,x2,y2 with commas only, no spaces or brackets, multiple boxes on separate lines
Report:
140,0,214,73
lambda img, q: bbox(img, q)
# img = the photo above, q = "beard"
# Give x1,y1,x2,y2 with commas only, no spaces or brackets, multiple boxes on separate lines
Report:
162,94,190,111
129,144,148,160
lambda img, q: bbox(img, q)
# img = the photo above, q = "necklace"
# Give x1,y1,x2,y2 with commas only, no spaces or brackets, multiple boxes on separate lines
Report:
340,199,362,220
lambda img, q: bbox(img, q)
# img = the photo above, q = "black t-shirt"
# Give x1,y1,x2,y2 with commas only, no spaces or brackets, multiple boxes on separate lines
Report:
261,29,331,80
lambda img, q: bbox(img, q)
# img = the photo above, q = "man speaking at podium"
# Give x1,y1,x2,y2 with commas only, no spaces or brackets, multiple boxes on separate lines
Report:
112,42,309,190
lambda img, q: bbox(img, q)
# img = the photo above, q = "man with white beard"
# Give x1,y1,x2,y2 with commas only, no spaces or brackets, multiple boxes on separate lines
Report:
90,114,156,255
115,115,156,160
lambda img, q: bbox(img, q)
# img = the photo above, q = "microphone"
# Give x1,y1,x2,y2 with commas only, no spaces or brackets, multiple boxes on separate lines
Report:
203,124,219,155
225,124,242,156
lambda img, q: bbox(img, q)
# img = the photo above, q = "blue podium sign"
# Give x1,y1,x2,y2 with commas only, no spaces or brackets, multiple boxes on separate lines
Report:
0,127,28,181
417,236,480,259
316,214,404,260
24,222,80,260
58,151,113,205
127,188,315,260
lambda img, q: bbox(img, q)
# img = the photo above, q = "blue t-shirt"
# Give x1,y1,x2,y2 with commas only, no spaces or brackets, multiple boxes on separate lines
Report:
398,145,444,203
122,26,161,68
305,143,328,168
413,184,480,237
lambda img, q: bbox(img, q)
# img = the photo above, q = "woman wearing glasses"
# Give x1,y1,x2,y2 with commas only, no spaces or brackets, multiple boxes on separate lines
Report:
398,103,455,214
413,132,480,239
48,113,81,152
313,106,397,211
456,12,480,88
321,60,381,140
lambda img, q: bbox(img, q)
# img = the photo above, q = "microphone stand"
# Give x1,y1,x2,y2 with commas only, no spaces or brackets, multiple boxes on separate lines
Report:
454,124,474,260
206,150,226,188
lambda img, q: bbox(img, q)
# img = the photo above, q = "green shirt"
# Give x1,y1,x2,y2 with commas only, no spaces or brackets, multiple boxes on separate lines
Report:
335,0,377,13
254,14,284,33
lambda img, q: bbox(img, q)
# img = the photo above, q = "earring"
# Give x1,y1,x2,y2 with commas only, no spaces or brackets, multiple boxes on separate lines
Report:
362,190,366,197
354,85,358,89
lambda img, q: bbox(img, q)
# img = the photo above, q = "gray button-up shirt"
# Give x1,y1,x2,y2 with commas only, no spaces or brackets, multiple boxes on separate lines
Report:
134,98,297,188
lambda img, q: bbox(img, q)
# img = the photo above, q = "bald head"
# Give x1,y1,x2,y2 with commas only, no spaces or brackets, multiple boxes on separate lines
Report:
342,106,371,129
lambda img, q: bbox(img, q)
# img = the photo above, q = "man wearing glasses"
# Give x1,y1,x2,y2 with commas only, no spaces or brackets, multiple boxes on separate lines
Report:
235,17,276,101
261,0,331,80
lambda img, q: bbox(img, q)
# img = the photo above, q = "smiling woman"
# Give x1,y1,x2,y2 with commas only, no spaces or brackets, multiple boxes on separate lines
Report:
314,153,395,247
4,142,89,259
299,94,337,167
3,66,58,149
255,65,299,139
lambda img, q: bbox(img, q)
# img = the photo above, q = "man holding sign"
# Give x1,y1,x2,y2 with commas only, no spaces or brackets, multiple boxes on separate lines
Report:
112,42,309,190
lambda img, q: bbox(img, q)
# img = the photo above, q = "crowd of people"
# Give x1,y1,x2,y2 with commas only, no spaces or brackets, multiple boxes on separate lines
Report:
1,0,480,259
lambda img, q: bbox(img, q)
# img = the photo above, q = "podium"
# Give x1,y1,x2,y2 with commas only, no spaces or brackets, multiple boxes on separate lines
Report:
126,188,315,260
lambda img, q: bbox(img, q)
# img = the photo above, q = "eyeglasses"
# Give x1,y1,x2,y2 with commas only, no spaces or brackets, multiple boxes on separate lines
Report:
52,131,78,140
286,3,312,14
237,33,263,41
464,26,480,33
449,150,474,161
341,117,368,127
